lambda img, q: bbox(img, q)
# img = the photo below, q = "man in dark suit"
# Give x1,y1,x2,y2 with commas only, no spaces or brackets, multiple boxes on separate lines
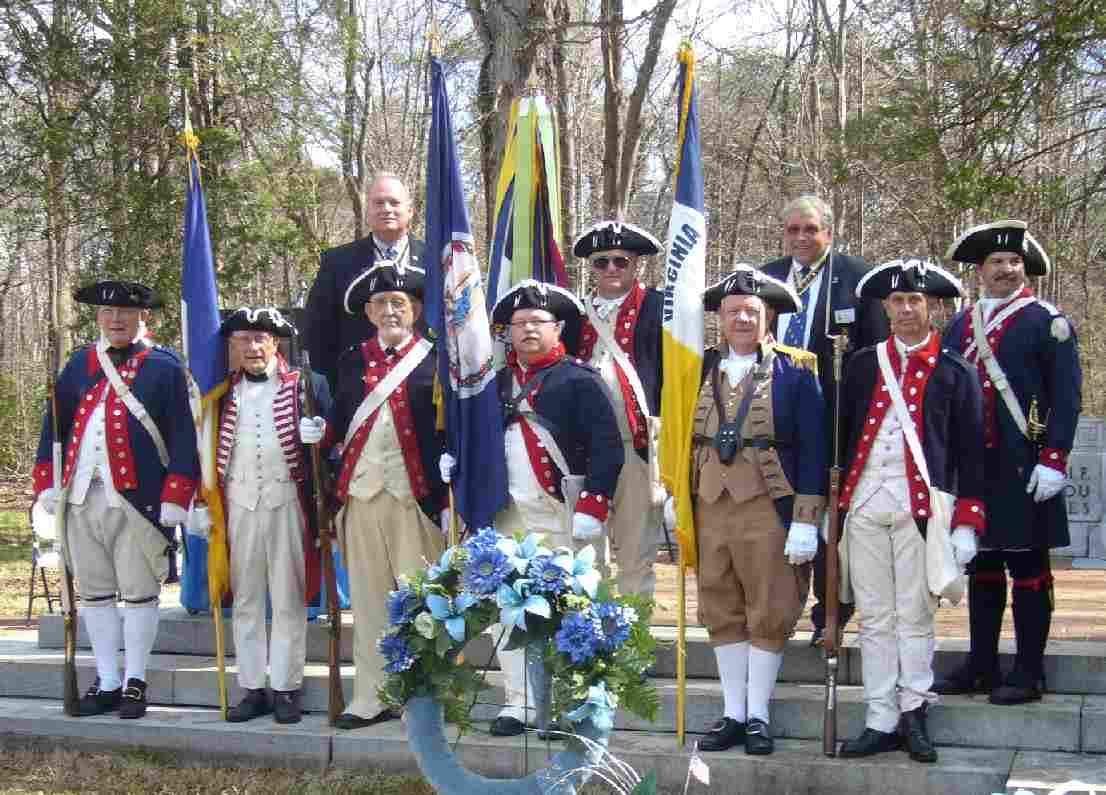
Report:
759,194,889,646
303,173,426,389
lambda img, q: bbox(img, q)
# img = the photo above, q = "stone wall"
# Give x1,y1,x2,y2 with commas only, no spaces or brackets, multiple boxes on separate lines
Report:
1055,417,1106,567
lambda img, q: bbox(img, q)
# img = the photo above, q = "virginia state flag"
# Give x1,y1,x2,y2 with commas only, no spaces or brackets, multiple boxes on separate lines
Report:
424,56,508,528
660,44,706,570
180,124,231,610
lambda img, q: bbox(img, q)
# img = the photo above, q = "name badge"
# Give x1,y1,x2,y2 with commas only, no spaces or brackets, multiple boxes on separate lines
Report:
834,308,856,325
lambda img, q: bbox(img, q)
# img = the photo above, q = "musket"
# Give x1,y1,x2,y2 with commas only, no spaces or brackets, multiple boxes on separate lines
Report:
300,351,344,724
49,345,79,716
822,332,847,757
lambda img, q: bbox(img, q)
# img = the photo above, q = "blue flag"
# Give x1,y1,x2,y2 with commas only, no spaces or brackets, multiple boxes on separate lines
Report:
181,156,226,395
424,56,508,529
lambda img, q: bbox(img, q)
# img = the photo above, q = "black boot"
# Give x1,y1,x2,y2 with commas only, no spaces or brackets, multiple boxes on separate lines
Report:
899,705,937,763
838,728,901,758
226,688,270,722
272,690,302,724
935,571,1005,694
990,582,1050,705
75,677,123,717
118,678,148,719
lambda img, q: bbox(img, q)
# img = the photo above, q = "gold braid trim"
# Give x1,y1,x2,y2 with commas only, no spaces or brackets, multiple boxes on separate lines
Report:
773,343,819,375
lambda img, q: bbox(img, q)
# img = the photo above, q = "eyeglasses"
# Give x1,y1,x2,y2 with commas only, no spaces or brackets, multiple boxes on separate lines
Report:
508,319,559,329
590,255,633,270
370,297,410,311
230,332,275,345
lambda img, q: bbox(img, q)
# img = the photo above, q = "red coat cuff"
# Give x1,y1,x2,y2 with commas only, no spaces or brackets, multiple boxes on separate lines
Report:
952,497,986,535
33,462,53,496
574,490,610,522
161,475,197,507
1038,448,1068,474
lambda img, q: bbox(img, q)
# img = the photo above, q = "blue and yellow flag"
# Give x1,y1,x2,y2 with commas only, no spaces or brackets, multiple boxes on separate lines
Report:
660,44,706,571
180,122,231,609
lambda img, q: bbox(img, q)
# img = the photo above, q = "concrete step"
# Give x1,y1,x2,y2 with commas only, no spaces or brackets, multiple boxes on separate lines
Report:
0,696,1034,794
38,610,1106,693
1,642,1098,753
1003,750,1106,793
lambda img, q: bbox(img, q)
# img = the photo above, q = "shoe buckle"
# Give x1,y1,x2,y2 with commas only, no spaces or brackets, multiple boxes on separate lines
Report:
123,686,143,700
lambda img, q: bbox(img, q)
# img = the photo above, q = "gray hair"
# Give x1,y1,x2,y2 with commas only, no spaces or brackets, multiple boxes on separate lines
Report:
780,194,833,231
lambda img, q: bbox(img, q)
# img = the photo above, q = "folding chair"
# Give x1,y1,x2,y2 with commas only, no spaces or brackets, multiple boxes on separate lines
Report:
26,500,60,624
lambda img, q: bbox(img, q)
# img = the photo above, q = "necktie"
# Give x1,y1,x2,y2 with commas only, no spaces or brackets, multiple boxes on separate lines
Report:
783,266,811,348
384,346,398,357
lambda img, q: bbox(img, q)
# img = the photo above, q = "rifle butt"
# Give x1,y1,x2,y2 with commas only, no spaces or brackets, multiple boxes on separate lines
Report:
823,654,838,757
62,608,79,716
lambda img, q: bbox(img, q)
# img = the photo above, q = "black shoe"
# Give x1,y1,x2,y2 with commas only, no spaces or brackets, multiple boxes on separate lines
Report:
489,716,526,737
989,668,1044,705
745,718,774,755
810,627,825,647
226,689,270,723
698,717,745,752
272,690,302,724
75,678,123,717
899,706,937,763
839,728,901,758
118,678,148,719
333,709,395,730
933,662,1000,695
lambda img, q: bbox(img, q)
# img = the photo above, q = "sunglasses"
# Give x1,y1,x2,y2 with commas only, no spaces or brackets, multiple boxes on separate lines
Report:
590,255,633,270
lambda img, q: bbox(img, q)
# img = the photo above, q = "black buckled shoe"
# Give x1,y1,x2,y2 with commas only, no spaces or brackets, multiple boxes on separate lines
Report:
226,688,270,723
989,668,1044,705
333,709,395,730
75,678,123,717
899,706,937,763
489,716,526,737
839,728,901,758
698,717,746,752
745,718,774,755
933,663,1000,695
272,690,302,724
118,678,148,719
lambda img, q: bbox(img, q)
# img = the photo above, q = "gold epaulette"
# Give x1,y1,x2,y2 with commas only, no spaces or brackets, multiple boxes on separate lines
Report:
773,343,819,375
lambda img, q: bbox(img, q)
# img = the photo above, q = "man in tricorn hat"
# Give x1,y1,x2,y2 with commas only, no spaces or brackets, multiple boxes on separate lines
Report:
572,220,665,599
836,260,985,762
935,221,1082,705
691,265,826,755
31,280,199,719
187,308,331,724
300,261,447,729
444,279,622,737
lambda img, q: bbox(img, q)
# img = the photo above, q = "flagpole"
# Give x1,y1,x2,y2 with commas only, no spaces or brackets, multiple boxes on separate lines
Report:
677,548,687,746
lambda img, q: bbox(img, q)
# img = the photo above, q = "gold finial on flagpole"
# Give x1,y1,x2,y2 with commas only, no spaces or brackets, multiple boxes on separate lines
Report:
428,3,441,57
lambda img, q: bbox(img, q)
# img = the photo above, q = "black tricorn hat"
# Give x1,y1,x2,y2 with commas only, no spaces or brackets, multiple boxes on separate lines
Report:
490,279,585,327
945,219,1051,276
74,280,163,309
856,259,964,300
344,261,426,315
703,265,800,314
219,307,297,339
572,220,662,258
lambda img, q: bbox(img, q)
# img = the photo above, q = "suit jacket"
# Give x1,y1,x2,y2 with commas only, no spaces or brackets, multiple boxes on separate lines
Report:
303,235,427,389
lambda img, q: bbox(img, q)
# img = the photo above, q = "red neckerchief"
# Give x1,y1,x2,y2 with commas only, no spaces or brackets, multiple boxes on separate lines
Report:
507,342,568,501
959,286,1034,448
508,341,566,384
335,333,430,503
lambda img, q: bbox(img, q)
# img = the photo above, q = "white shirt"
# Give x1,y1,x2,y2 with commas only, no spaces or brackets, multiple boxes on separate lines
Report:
776,256,825,349
592,290,631,321
226,359,297,511
718,350,757,385
67,389,122,508
373,234,411,264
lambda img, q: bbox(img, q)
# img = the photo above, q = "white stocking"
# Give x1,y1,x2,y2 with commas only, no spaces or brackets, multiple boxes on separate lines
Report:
81,603,122,691
122,603,159,684
747,646,783,723
713,641,749,722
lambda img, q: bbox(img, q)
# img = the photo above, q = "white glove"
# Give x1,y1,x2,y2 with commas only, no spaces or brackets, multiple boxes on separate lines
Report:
784,521,819,565
159,502,189,527
439,510,451,538
572,512,603,540
187,504,212,539
950,525,978,570
37,488,58,517
439,453,456,484
1026,464,1066,503
663,496,677,532
299,416,326,445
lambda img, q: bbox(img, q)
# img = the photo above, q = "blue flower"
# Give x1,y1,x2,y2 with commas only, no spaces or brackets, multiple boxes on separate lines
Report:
463,546,513,596
593,602,632,653
462,526,500,551
555,611,600,664
387,586,420,627
496,580,551,631
527,555,570,596
427,548,456,581
496,533,550,575
565,681,616,733
378,633,416,673
426,592,478,643
567,545,600,599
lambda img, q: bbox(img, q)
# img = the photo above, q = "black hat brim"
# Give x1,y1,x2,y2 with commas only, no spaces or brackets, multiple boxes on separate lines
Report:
344,263,426,315
856,260,964,300
219,307,297,338
74,281,163,309
573,220,662,258
703,267,800,314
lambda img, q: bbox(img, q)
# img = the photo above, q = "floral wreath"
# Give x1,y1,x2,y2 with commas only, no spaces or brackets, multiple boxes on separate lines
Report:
378,527,659,734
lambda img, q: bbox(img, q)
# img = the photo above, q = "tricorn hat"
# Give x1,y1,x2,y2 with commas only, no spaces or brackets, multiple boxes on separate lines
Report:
219,307,297,338
73,280,163,309
703,265,801,314
945,219,1050,276
856,259,964,300
572,220,662,258
490,279,585,327
344,261,426,315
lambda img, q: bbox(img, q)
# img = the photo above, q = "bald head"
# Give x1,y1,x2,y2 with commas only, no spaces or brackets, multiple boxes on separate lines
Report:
367,173,413,244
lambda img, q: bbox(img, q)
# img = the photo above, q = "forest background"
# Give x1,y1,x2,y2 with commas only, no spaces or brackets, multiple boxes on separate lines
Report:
0,0,1103,477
